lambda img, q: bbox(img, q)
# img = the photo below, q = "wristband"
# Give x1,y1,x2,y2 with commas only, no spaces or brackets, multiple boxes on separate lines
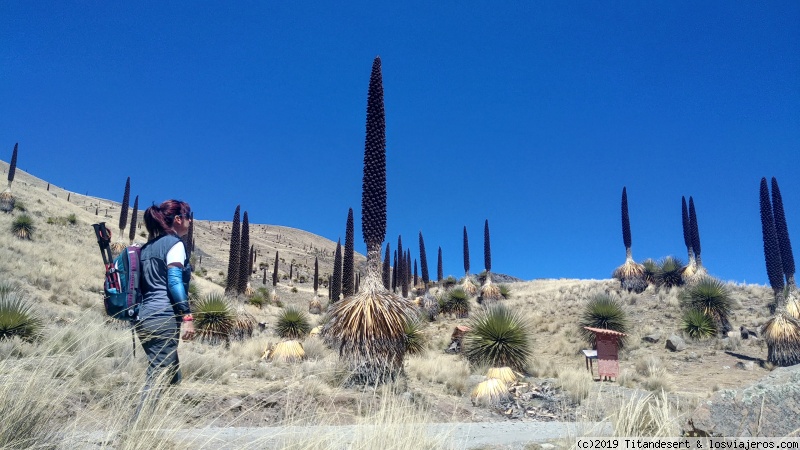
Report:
182,314,194,322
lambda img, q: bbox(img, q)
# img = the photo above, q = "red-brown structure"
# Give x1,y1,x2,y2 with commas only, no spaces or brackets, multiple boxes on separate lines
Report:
583,327,626,381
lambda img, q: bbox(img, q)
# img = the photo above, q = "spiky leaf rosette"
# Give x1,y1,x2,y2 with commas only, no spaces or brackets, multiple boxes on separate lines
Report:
642,259,658,285
361,56,387,247
0,288,43,342
761,313,800,367
404,314,427,355
309,297,322,315
442,287,470,318
656,256,685,288
232,305,257,341
437,247,443,283
612,259,645,293
681,196,694,263
195,292,235,346
771,177,795,286
128,195,139,244
225,205,241,295
382,243,391,290
119,177,130,233
461,276,478,297
331,239,343,303
464,303,532,372
463,226,470,275
237,211,251,295
689,196,702,267
680,276,732,336
270,251,278,287
681,309,716,340
343,208,355,298
11,214,34,240
484,219,492,272
760,178,785,301
276,306,312,339
578,294,629,348
313,256,319,295
621,187,631,254
419,231,430,287
7,143,18,187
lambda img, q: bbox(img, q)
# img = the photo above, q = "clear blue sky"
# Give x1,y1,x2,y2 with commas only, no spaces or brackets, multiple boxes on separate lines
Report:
2,2,798,285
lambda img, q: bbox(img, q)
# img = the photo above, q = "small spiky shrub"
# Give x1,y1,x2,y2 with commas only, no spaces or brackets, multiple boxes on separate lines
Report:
404,315,427,355
579,294,629,348
498,284,511,299
642,259,658,285
681,309,716,340
657,256,685,288
275,306,312,339
680,276,732,336
232,306,256,341
464,303,532,372
441,287,470,318
761,313,800,367
0,288,43,342
11,214,34,240
421,292,439,321
194,292,236,346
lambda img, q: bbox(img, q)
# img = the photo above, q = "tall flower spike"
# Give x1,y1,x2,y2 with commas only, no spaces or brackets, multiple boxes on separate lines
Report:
361,56,387,247
771,177,795,286
343,208,355,298
7,143,18,187
484,219,492,273
419,231,430,288
119,177,130,234
225,205,241,295
128,195,139,244
237,211,251,295
760,179,785,297
681,196,693,262
463,226,470,275
621,187,631,258
689,197,702,267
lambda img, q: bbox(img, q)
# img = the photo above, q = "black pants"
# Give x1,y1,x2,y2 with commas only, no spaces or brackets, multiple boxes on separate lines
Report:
133,315,181,419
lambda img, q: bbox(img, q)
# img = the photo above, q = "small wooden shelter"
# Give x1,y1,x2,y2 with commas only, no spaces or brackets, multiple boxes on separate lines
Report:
582,327,626,381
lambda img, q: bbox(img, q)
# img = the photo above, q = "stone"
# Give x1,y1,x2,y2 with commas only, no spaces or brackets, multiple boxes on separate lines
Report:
665,334,686,352
685,365,800,437
642,333,661,343
734,361,755,371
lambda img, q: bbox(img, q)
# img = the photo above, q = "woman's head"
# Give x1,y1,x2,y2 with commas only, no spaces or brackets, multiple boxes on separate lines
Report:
143,199,192,240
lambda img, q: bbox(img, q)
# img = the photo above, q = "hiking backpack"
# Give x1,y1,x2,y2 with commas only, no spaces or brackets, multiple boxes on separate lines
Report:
92,222,142,321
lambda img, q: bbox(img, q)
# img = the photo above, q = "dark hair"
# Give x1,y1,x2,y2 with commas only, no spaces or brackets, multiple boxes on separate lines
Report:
143,199,191,240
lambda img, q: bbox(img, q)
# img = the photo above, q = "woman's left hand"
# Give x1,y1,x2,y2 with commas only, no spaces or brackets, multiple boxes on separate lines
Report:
182,321,196,341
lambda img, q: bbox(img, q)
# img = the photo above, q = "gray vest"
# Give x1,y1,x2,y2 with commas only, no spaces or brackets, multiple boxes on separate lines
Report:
139,234,185,320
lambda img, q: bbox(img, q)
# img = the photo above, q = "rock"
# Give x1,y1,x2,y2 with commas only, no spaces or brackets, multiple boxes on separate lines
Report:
734,361,755,371
685,365,800,437
665,334,686,352
642,333,661,344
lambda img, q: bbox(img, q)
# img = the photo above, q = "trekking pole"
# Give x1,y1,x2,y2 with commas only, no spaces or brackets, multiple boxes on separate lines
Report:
92,222,114,265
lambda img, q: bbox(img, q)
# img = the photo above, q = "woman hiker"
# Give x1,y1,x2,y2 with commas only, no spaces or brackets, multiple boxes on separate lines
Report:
134,199,195,418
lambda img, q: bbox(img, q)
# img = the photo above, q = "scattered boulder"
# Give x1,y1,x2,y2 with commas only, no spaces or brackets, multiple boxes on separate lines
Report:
665,334,686,352
734,361,755,371
685,365,800,437
642,333,661,344
740,325,758,340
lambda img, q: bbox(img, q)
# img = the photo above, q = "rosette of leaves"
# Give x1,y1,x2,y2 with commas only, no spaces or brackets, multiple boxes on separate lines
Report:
0,286,43,342
464,303,532,372
404,314,427,355
323,57,415,385
656,256,685,289
681,309,716,340
642,259,658,286
680,276,732,336
194,292,236,346
441,287,470,318
276,306,312,339
578,293,629,348
11,214,34,240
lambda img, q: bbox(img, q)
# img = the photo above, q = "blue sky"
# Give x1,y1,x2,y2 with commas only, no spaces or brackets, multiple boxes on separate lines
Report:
2,2,798,285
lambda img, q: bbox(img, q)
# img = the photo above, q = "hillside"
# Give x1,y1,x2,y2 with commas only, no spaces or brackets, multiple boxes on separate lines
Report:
0,160,790,445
